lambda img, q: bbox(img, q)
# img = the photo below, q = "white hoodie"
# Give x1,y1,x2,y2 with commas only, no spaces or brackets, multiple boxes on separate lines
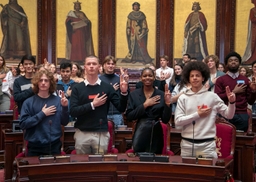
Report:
175,86,235,139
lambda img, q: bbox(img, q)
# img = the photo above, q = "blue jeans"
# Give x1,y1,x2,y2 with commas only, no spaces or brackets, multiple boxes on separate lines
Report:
107,114,123,126
252,103,256,114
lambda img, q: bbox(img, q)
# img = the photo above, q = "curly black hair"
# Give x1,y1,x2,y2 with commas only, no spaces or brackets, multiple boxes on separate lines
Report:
224,52,241,65
182,61,210,85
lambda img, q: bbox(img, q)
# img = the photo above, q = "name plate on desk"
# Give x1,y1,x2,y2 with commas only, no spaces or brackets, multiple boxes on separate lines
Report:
103,154,117,161
55,156,70,163
197,158,213,165
182,157,197,164
88,155,103,161
39,156,55,164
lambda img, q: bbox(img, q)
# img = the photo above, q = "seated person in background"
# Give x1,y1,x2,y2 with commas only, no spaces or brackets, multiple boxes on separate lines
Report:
136,64,165,91
126,67,172,154
19,70,69,156
70,56,128,154
215,52,256,131
175,61,235,158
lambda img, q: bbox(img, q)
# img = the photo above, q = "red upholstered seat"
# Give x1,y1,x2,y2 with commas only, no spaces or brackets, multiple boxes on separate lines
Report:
71,120,118,154
215,117,236,159
126,122,174,156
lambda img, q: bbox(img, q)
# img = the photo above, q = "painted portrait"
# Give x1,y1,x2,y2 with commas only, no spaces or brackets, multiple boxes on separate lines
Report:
0,0,37,65
174,0,216,61
56,0,98,65
235,0,256,65
116,0,156,68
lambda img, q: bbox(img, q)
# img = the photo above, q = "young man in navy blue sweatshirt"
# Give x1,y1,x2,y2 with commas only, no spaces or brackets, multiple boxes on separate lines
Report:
19,70,69,156
99,55,125,126
70,55,129,154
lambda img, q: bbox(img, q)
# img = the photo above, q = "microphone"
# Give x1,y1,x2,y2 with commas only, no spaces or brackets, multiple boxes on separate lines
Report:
192,121,195,157
149,120,155,154
96,119,102,155
49,120,52,156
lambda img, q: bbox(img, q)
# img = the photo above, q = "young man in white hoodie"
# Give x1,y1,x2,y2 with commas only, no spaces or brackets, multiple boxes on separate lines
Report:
175,61,236,158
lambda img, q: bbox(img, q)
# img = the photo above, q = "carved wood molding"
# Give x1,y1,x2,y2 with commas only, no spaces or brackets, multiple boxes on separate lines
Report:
215,0,221,58
98,0,103,61
51,0,56,64
37,0,42,64
230,0,236,52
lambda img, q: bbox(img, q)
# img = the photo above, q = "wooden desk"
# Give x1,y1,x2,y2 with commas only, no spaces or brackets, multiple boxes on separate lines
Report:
3,130,23,181
13,155,233,182
3,128,133,181
252,115,256,132
170,128,256,182
115,129,132,153
0,114,13,150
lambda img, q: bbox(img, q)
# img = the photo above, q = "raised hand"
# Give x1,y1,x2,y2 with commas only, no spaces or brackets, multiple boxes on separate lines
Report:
66,86,72,97
164,84,171,105
43,58,50,70
160,71,165,80
42,104,56,116
61,92,68,107
120,67,129,82
226,86,236,103
120,72,128,93
92,93,108,107
250,76,256,91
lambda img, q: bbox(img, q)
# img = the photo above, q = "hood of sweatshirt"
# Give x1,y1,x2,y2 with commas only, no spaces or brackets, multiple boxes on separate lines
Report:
184,85,208,96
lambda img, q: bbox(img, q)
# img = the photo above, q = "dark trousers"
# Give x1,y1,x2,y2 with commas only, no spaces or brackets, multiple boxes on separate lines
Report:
132,120,163,154
27,139,62,157
229,113,249,132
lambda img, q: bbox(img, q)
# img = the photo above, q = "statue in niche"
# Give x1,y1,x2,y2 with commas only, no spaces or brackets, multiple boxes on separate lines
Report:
0,0,31,59
122,2,153,65
242,0,256,64
66,0,95,63
182,2,208,61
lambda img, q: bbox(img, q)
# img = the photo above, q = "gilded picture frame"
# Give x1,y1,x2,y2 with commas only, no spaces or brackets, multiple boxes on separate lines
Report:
115,0,157,69
173,0,217,62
